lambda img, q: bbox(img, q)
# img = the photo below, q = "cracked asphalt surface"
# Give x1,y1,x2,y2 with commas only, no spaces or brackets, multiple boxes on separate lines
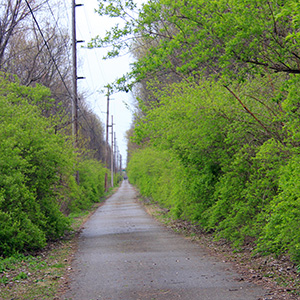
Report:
63,180,268,300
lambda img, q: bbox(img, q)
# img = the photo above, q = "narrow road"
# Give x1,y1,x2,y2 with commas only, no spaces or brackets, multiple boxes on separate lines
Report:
63,181,267,300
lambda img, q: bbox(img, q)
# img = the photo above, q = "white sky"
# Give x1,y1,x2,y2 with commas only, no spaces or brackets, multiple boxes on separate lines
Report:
74,0,136,166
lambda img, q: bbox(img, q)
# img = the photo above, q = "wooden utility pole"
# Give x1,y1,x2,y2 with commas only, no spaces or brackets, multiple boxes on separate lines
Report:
116,148,119,174
120,154,122,177
114,133,117,175
106,91,110,154
105,87,111,192
111,115,114,187
72,0,83,184
72,0,79,148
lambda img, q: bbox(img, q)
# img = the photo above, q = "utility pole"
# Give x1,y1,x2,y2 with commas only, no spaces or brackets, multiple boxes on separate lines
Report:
72,0,83,183
120,153,122,176
111,115,114,188
116,148,119,174
105,87,111,192
114,133,117,175
72,0,78,147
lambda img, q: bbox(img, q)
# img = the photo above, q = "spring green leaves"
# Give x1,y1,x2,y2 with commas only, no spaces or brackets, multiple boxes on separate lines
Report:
127,75,300,263
91,0,300,90
0,75,72,255
0,74,108,256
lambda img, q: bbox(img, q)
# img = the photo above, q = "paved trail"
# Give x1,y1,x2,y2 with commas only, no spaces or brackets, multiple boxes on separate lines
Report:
63,180,267,300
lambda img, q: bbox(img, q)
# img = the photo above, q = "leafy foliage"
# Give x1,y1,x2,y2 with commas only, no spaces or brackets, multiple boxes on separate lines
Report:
69,159,107,212
127,75,300,263
91,0,300,91
0,76,71,255
127,147,188,218
0,74,108,256
257,153,300,261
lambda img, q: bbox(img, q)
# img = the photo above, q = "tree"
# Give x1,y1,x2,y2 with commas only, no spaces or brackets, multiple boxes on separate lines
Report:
0,0,43,68
90,0,300,90
78,102,106,162
5,23,72,117
99,0,300,263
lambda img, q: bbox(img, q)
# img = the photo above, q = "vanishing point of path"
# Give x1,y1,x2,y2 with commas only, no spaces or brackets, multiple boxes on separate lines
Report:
63,180,267,300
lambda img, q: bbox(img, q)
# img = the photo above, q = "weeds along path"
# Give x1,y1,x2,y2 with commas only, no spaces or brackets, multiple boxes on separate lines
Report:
62,180,267,300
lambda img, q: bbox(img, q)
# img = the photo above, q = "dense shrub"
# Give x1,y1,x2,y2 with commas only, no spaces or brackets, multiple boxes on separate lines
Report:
69,160,107,212
0,80,75,255
0,75,109,256
128,76,300,263
257,153,300,261
127,147,188,218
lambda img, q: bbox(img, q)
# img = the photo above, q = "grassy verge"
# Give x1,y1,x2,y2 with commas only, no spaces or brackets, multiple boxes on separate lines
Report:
0,242,72,300
0,187,117,300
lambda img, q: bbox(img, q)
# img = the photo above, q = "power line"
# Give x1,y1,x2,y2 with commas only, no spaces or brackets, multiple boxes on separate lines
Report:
25,0,72,99
62,0,71,26
82,4,106,82
25,0,99,137
45,0,70,52
73,2,107,114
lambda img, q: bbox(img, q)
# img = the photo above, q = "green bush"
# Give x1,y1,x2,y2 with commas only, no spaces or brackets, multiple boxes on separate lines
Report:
205,139,286,247
0,75,74,256
257,154,300,262
127,147,211,221
0,74,113,257
128,75,300,263
69,160,107,212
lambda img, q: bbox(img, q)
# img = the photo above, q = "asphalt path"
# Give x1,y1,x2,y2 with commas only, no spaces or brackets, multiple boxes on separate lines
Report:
63,180,267,300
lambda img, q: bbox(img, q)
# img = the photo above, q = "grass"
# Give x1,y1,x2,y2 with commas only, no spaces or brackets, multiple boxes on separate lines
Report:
0,244,72,299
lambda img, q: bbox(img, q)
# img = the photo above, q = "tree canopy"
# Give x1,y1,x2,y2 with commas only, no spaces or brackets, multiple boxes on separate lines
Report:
91,0,300,91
